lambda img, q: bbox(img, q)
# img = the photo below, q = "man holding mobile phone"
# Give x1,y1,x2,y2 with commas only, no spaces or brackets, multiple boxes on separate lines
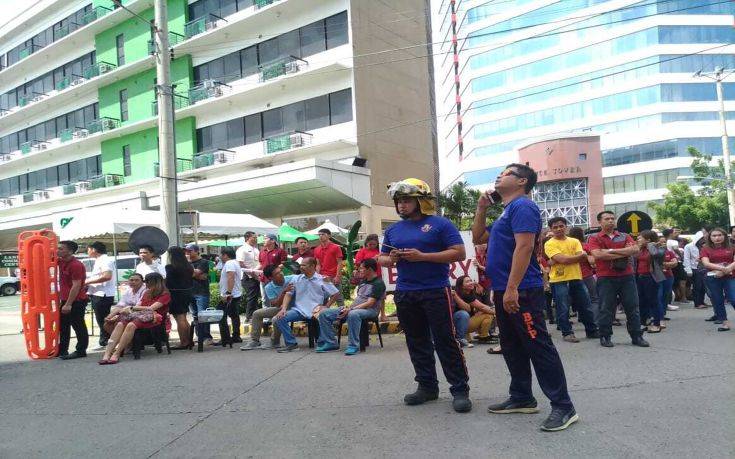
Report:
378,178,471,413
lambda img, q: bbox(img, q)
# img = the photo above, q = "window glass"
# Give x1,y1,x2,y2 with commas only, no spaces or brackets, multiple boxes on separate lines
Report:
197,126,211,152
46,166,59,188
116,34,125,66
69,159,86,182
624,175,634,193
123,145,132,176
226,118,244,148
220,0,238,16
119,89,128,122
300,20,326,57
262,108,283,138
240,46,258,77
305,95,330,130
634,174,645,191
278,30,301,59
210,121,228,149
329,88,353,124
244,113,262,144
282,101,305,133
326,12,348,48
223,52,241,82
194,64,208,83
259,37,279,64
44,120,56,140
208,57,225,80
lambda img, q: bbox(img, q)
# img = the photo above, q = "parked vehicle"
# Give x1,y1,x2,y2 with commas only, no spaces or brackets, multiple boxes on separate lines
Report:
79,254,139,284
0,276,20,295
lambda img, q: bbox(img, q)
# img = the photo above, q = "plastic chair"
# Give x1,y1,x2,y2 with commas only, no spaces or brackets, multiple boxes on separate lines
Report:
131,322,171,359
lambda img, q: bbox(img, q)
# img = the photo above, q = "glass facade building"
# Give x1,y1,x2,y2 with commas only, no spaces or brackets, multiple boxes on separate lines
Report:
435,0,735,218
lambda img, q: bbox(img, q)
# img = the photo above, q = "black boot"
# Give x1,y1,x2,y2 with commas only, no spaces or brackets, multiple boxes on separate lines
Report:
599,336,614,348
632,335,650,347
452,393,472,413
404,386,439,406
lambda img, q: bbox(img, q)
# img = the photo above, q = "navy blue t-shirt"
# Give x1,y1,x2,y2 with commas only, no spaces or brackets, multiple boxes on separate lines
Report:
486,196,543,291
382,215,464,291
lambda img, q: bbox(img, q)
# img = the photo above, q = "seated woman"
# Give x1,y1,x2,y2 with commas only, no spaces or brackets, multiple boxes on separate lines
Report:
452,275,496,348
99,273,170,365
103,273,146,336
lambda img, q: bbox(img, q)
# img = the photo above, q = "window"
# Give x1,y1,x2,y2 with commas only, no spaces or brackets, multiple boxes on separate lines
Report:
326,12,348,49
119,89,128,122
578,153,587,160
116,34,125,66
240,46,258,77
305,95,330,130
282,101,306,133
123,145,132,176
244,114,262,145
210,122,229,149
226,119,244,148
262,108,283,138
223,52,241,83
300,20,326,57
329,89,353,124
278,30,301,59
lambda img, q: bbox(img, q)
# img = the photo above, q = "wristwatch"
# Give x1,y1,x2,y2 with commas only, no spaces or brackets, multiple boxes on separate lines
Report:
225,291,232,295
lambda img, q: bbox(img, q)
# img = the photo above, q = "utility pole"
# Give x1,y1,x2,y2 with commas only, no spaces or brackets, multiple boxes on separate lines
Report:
694,67,734,226
154,0,179,245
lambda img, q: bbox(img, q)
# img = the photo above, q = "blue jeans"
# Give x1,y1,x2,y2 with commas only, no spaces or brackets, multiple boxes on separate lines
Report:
318,307,378,348
657,277,675,324
190,295,212,340
705,276,735,321
273,309,309,346
453,310,470,340
551,279,597,335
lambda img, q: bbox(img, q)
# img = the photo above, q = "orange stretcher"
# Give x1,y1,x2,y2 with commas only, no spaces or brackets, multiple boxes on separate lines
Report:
18,230,60,359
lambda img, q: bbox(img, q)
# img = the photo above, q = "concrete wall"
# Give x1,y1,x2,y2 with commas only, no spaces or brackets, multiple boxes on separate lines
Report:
349,0,437,217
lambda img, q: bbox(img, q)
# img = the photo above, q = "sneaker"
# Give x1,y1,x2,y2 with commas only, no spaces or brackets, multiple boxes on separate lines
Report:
316,344,340,353
458,338,474,348
452,393,472,413
540,407,579,432
667,304,679,311
562,334,579,343
599,336,614,348
59,351,87,360
705,315,717,322
231,337,243,343
204,338,214,346
487,398,539,414
585,330,600,339
92,345,106,351
277,343,299,353
344,346,359,355
240,341,262,351
404,387,439,406
260,342,281,350
632,336,650,347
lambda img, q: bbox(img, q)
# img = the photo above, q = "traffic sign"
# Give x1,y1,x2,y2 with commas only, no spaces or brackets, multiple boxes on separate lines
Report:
617,211,652,236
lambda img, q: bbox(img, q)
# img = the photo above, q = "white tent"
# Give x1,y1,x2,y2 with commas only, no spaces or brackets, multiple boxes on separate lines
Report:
54,208,276,241
306,219,349,236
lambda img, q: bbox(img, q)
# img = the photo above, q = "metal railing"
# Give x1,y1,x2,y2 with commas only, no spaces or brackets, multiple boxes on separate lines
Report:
188,80,230,104
20,140,49,155
193,148,236,169
22,190,52,203
86,117,120,134
255,0,279,9
153,158,193,177
147,31,186,55
83,61,117,79
151,92,190,115
264,131,313,155
59,126,88,143
79,6,112,26
89,174,124,190
184,13,226,39
18,44,41,60
259,55,308,82
0,197,14,208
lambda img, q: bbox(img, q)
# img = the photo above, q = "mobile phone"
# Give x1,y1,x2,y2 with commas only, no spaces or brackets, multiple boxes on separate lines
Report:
487,190,502,204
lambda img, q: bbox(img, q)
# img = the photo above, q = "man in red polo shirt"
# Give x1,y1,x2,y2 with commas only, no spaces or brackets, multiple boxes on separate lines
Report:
314,228,345,306
57,240,89,360
257,234,287,317
587,211,649,348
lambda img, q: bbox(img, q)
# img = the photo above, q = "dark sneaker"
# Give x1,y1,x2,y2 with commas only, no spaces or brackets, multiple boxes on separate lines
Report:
276,343,299,353
541,407,579,432
487,398,539,414
403,387,439,406
705,315,717,322
585,330,599,339
452,393,472,413
599,336,614,348
632,336,650,347
59,351,86,360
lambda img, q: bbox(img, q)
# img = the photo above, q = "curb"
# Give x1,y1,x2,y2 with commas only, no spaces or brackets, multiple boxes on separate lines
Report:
240,320,402,337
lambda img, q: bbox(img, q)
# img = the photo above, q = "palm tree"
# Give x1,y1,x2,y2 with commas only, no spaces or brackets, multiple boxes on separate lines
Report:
439,181,479,229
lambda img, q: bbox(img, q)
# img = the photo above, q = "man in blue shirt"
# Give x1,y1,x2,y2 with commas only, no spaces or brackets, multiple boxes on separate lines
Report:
378,178,471,413
240,264,295,351
472,163,577,432
272,257,340,353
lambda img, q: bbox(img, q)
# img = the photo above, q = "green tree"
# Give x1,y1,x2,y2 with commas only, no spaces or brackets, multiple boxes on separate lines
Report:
439,181,503,230
650,147,729,232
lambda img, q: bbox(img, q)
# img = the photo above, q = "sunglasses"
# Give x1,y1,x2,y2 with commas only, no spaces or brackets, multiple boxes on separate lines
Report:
499,169,523,178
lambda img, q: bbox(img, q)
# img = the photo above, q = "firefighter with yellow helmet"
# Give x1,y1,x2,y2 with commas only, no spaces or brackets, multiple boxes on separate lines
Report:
377,178,472,413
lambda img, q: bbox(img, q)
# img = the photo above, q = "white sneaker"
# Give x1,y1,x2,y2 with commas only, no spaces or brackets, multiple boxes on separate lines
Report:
667,304,679,311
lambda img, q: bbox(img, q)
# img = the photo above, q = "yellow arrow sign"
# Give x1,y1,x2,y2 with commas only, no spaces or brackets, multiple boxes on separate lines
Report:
627,213,642,235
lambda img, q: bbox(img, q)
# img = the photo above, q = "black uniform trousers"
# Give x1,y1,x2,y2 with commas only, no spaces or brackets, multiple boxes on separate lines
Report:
395,287,470,396
90,295,114,345
241,277,261,320
59,300,89,355
494,288,573,411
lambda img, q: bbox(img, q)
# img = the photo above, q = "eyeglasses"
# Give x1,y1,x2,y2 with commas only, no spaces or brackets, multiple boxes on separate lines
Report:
499,169,523,178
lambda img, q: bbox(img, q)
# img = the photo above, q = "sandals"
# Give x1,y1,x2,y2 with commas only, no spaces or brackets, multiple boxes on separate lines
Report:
718,326,731,332
487,346,503,355
647,325,661,333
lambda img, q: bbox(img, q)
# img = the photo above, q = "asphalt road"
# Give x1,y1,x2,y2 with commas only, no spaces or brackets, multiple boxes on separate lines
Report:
0,300,733,459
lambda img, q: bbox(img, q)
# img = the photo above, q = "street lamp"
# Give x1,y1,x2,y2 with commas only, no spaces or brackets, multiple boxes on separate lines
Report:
693,66,735,225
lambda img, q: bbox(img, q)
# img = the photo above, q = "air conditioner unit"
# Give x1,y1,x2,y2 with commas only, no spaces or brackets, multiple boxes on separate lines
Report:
212,151,229,164
0,198,13,207
70,77,85,86
207,85,223,98
76,182,92,192
101,118,116,130
203,79,216,90
34,191,50,200
205,21,218,32
285,61,300,74
74,129,89,138
36,143,48,151
289,133,304,148
99,63,114,73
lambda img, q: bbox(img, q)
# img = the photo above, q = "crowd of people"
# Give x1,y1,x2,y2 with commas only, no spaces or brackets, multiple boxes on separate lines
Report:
50,163,731,433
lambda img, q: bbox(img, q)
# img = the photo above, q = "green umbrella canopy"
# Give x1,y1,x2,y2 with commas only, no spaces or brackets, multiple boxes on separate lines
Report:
278,223,318,243
203,237,244,247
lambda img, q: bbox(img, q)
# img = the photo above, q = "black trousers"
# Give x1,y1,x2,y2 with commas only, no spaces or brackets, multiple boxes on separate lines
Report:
494,288,574,411
395,287,469,396
219,296,241,340
692,269,707,306
90,295,114,345
59,300,89,355
241,277,261,320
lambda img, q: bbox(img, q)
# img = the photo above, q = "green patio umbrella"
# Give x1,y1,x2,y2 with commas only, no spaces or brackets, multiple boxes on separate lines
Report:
277,223,318,243
202,237,244,247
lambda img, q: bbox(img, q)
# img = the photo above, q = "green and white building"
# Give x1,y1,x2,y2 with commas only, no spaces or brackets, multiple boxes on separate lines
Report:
0,0,437,248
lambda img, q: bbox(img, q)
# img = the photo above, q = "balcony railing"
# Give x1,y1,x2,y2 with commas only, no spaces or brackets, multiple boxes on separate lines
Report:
79,6,112,26
55,22,80,40
154,158,193,177
83,61,117,79
55,73,84,91
0,153,13,163
147,31,186,55
89,174,124,190
86,117,120,134
259,56,308,82
264,131,313,155
193,149,236,169
151,92,190,115
0,108,9,117
20,140,49,155
22,190,52,204
184,13,225,39
0,197,14,208
18,44,42,60
255,0,279,9
188,80,230,105
59,126,88,143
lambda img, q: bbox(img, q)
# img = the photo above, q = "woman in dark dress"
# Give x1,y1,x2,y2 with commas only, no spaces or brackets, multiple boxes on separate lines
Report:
166,246,193,349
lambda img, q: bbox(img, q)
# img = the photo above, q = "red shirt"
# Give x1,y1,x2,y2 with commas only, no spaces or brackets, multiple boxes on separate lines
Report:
259,246,287,282
580,242,594,279
637,246,651,275
700,246,735,278
664,250,676,278
140,291,171,317
354,247,379,265
293,248,315,263
58,257,88,302
587,231,636,277
314,242,343,278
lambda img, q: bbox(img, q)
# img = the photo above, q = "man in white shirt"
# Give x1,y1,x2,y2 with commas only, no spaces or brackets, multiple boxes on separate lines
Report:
236,231,261,322
219,247,244,343
135,245,166,278
85,241,117,348
683,229,710,310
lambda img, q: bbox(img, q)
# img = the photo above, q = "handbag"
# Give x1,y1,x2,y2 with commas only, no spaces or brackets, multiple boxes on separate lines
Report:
198,307,224,324
126,309,158,323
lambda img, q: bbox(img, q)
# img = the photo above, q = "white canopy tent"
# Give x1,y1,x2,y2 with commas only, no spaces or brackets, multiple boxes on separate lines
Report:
306,219,349,236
